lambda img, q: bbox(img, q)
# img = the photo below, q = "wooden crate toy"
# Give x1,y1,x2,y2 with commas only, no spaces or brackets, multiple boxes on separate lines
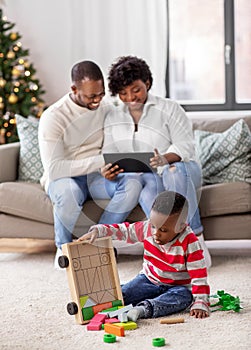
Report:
59,237,123,324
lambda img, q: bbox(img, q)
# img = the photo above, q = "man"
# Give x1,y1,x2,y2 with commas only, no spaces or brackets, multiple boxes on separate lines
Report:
38,61,142,265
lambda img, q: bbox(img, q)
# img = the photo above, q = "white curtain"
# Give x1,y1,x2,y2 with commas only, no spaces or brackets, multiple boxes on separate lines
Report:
4,0,167,103
68,0,167,97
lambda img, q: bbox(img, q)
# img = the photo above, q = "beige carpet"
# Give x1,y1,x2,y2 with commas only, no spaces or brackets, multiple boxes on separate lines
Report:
0,251,251,350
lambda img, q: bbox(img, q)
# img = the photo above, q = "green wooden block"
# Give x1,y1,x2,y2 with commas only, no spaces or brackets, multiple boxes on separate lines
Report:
112,300,123,307
99,306,118,313
82,306,94,321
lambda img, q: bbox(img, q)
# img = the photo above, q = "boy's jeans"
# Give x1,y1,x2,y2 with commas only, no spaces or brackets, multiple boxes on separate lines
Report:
162,161,203,235
122,274,193,318
48,172,142,248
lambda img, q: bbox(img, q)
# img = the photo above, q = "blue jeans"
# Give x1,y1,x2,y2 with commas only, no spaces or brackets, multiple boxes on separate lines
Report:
138,173,165,218
48,173,142,248
108,172,164,219
161,161,203,235
122,274,193,318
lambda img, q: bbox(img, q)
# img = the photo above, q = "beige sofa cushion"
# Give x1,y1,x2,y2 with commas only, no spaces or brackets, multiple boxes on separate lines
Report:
191,114,251,132
199,182,251,218
0,181,147,227
0,182,53,224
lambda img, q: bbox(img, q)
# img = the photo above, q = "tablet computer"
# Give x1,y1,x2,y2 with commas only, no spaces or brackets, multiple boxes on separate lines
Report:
103,152,156,173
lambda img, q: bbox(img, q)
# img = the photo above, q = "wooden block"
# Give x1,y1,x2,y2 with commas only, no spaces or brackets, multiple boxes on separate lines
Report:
118,312,128,322
105,318,119,324
104,324,125,337
82,307,94,321
112,300,123,307
93,302,112,314
87,322,102,331
108,304,133,318
91,313,107,323
113,322,137,330
159,317,185,324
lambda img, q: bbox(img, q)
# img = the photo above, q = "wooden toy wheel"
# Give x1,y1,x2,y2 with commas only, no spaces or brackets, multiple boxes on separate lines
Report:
58,255,69,268
67,302,78,315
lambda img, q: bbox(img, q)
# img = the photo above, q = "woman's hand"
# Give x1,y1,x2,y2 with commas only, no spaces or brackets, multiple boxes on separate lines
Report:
77,228,99,244
100,163,124,180
190,309,209,318
150,148,168,168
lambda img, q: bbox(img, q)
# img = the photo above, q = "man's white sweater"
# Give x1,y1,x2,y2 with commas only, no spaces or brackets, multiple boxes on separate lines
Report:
38,94,110,191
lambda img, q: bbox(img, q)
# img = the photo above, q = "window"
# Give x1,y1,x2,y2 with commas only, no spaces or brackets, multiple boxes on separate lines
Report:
167,0,251,111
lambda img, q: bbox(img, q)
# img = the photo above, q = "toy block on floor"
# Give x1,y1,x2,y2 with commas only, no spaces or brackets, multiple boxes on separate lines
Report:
61,237,123,324
91,313,107,323
118,312,128,322
108,304,133,318
87,322,103,331
104,323,125,337
113,321,137,330
105,317,119,324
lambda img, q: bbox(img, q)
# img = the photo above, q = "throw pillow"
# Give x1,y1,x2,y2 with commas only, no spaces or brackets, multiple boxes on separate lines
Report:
15,114,43,183
194,119,251,185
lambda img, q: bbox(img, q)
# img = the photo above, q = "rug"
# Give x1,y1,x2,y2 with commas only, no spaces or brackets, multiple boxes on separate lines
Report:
0,252,250,350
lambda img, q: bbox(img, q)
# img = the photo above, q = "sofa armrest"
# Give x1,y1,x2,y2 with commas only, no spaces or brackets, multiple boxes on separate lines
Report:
0,142,20,182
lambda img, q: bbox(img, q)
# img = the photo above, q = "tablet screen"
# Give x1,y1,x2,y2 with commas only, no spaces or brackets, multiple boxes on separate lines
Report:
103,152,156,173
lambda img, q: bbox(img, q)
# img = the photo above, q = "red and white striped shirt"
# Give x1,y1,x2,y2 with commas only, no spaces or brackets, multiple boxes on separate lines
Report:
93,221,210,312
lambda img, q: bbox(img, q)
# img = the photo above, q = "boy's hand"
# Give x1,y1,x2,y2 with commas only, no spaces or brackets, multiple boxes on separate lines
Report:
77,228,99,244
101,163,124,180
190,309,209,318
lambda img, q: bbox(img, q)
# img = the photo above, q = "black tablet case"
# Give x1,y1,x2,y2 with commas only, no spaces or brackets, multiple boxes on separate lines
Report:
103,152,156,172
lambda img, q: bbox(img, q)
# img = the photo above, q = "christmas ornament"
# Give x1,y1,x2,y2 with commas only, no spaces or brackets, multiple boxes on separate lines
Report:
6,50,15,59
12,67,22,77
10,32,17,40
0,77,6,87
8,93,18,104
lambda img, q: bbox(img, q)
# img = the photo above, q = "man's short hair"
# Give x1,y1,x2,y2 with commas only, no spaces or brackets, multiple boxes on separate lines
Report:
152,191,188,217
71,61,103,83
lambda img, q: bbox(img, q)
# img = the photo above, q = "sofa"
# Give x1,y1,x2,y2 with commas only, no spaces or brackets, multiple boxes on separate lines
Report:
0,114,251,253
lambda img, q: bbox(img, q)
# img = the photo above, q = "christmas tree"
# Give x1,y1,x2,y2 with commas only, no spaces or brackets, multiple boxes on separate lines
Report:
0,8,45,144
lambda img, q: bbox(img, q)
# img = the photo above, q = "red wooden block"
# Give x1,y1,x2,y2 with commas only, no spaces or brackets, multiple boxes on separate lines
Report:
105,318,119,324
91,313,107,323
87,322,102,331
93,302,112,314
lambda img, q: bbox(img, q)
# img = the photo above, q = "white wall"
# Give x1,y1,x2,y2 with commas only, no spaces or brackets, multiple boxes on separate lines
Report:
3,0,167,106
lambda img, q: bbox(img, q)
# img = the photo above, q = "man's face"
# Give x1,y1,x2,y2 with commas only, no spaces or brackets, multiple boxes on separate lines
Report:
71,78,105,110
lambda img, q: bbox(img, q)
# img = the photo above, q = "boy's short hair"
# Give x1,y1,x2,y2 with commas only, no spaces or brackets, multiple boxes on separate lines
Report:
152,191,188,217
71,61,103,83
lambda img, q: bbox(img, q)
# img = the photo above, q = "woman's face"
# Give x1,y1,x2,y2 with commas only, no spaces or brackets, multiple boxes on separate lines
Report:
118,79,150,112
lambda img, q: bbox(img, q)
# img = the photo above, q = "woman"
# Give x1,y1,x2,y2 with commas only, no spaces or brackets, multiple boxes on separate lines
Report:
102,56,211,267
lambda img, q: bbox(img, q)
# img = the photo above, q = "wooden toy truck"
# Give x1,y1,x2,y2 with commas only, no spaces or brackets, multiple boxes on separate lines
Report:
58,237,124,324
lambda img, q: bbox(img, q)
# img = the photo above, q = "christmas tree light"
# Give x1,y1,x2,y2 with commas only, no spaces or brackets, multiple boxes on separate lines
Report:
0,8,45,143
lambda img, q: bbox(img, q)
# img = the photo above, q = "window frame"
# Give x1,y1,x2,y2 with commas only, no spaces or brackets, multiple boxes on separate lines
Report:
165,0,251,111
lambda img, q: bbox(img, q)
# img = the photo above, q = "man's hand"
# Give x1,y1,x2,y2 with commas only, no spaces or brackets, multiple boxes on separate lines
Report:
150,148,168,168
101,163,124,180
77,228,99,244
190,309,209,319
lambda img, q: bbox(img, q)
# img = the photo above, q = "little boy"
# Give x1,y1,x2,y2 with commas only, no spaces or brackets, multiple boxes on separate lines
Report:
79,190,210,320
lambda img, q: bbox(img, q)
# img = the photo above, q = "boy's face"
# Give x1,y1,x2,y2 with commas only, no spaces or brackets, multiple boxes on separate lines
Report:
149,210,186,245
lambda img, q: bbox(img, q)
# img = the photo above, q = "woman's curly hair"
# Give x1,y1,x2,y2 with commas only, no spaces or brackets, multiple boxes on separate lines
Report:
108,56,153,96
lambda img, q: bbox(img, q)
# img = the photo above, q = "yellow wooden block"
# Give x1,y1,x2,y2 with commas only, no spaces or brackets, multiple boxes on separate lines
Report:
113,321,137,330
